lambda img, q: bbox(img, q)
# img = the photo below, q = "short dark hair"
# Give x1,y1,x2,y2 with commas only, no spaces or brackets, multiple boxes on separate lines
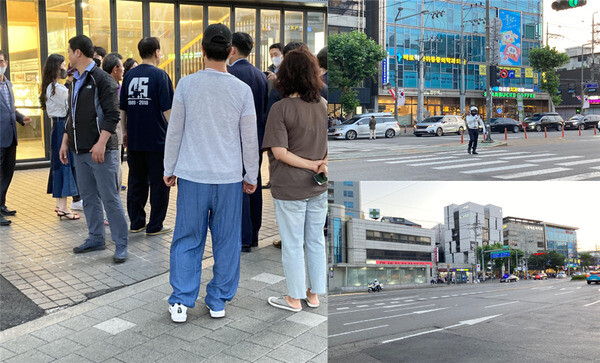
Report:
317,47,327,70
138,37,161,59
269,43,283,52
276,48,323,103
93,46,107,58
68,35,95,58
232,32,253,57
283,42,308,56
123,58,138,74
0,50,7,61
102,53,123,74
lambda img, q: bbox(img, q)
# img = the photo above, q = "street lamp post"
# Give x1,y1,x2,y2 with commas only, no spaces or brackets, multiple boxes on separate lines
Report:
484,0,493,142
418,0,426,123
394,3,402,122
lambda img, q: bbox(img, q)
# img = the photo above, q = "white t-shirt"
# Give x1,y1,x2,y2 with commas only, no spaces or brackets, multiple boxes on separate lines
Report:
163,69,259,185
46,82,68,118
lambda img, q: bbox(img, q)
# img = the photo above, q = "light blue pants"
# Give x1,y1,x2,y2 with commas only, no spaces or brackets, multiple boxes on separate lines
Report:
168,180,243,310
274,191,327,299
72,150,127,247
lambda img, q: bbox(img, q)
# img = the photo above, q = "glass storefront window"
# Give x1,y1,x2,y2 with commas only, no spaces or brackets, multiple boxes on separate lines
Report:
235,8,256,65
150,2,174,84
284,11,303,45
260,10,280,72
306,12,325,55
209,7,230,28
82,0,111,52
180,5,204,77
116,0,142,60
8,0,44,160
46,0,76,59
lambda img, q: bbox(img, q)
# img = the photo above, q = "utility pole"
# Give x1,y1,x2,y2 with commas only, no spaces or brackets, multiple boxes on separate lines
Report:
394,2,401,122
581,42,593,114
418,0,425,123
460,0,466,116
484,0,493,141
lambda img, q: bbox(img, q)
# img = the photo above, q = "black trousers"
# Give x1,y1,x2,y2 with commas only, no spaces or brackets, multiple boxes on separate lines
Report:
0,142,17,207
468,128,479,151
126,150,170,233
242,153,263,247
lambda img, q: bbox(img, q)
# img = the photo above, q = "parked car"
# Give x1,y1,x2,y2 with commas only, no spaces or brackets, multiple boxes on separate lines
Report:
328,113,401,140
583,114,600,129
489,117,522,133
587,271,600,284
533,272,548,280
413,115,467,137
500,274,519,283
564,115,585,130
522,113,564,132
556,272,567,279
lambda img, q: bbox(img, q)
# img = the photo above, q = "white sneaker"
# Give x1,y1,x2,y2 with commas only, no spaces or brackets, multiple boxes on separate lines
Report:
169,303,187,323
71,200,83,211
206,305,225,318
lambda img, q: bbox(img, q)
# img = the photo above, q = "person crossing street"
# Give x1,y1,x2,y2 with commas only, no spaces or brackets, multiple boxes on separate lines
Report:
466,106,485,155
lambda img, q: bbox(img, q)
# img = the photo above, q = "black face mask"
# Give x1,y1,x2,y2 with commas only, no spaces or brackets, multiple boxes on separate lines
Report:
471,111,477,116
60,69,68,79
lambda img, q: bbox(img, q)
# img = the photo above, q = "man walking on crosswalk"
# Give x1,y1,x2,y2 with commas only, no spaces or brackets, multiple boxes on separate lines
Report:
466,106,485,155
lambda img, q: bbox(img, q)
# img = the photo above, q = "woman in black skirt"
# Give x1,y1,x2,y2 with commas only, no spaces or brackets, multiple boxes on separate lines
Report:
40,54,79,220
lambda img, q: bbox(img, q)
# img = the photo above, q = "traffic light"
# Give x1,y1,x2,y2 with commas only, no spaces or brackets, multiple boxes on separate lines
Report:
552,0,587,11
489,65,501,88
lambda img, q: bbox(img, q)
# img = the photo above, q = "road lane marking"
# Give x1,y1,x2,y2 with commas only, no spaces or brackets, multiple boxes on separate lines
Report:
433,160,508,170
533,155,584,162
384,304,435,313
473,151,528,158
381,314,502,344
404,299,414,302
328,325,389,338
357,305,368,308
344,307,449,326
441,295,450,298
494,167,571,179
576,286,582,289
485,294,507,298
388,156,460,164
430,296,439,299
484,301,519,309
560,288,566,290
583,300,600,307
500,153,555,160
336,307,350,310
557,158,600,166
329,302,419,316
548,171,600,181
462,164,538,174
554,291,575,295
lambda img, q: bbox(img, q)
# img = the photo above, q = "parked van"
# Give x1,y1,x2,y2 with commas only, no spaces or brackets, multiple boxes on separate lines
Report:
328,113,401,140
413,115,467,137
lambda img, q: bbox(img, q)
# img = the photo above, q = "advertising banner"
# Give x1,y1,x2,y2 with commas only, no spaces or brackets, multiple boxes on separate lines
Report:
498,9,522,67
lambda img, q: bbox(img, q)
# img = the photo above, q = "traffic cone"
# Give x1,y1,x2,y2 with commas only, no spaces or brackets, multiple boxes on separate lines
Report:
505,128,507,140
579,126,582,136
524,127,528,139
460,130,464,144
544,127,547,138
562,125,565,138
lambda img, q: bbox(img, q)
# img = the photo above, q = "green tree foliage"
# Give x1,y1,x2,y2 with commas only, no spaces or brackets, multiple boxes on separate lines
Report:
580,253,593,268
477,243,525,275
529,46,569,106
329,31,387,115
527,251,566,271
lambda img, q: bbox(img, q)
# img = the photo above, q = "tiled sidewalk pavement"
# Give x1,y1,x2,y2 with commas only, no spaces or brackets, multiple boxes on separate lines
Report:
0,162,278,311
0,245,328,362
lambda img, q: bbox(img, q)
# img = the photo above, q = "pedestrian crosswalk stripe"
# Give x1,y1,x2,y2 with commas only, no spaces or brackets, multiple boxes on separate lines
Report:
367,154,440,162
500,153,555,160
530,155,584,162
557,158,600,166
548,171,600,181
388,156,458,164
493,167,571,179
462,163,538,174
475,151,529,158
433,160,508,170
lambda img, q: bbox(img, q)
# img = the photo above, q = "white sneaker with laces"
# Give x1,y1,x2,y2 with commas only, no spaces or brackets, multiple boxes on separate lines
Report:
70,200,83,211
206,305,225,318
169,303,187,323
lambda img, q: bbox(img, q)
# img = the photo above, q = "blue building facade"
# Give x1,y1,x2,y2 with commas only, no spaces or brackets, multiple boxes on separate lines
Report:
378,0,549,123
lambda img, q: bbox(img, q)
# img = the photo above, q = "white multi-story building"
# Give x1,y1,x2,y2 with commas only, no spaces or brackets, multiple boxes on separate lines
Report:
443,202,503,270
327,181,361,218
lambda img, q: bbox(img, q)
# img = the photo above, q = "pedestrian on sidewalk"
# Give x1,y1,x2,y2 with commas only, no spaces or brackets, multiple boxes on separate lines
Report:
164,23,259,323
369,115,377,140
120,37,174,236
40,54,80,220
263,48,328,313
227,32,268,253
60,35,128,263
0,50,32,226
466,106,485,155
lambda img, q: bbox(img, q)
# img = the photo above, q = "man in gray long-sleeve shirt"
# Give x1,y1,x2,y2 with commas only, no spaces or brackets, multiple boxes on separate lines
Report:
163,24,259,323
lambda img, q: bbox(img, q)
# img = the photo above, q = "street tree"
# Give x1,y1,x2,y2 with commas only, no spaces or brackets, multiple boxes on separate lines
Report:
580,253,593,268
529,46,569,106
329,31,387,116
528,251,566,272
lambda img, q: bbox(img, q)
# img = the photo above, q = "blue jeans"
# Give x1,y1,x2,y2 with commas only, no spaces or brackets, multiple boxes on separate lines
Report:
168,179,243,310
72,150,128,247
274,191,327,299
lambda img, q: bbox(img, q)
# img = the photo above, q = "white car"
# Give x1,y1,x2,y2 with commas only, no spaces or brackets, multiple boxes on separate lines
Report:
413,115,467,137
557,272,567,279
328,113,401,140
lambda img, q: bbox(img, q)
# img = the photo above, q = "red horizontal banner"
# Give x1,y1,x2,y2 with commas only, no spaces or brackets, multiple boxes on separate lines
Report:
374,260,433,266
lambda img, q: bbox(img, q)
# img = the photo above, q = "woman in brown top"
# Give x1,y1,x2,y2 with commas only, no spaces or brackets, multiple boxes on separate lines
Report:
263,48,328,312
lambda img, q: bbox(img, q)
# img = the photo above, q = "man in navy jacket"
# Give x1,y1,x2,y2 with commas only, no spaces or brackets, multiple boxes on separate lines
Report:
0,50,32,226
227,32,268,252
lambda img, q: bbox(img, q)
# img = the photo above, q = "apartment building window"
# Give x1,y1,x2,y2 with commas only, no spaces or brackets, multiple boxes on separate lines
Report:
366,249,432,261
343,190,354,197
365,230,431,246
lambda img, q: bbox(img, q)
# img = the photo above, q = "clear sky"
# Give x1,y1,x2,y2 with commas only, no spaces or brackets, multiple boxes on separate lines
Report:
359,181,599,252
545,0,600,52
